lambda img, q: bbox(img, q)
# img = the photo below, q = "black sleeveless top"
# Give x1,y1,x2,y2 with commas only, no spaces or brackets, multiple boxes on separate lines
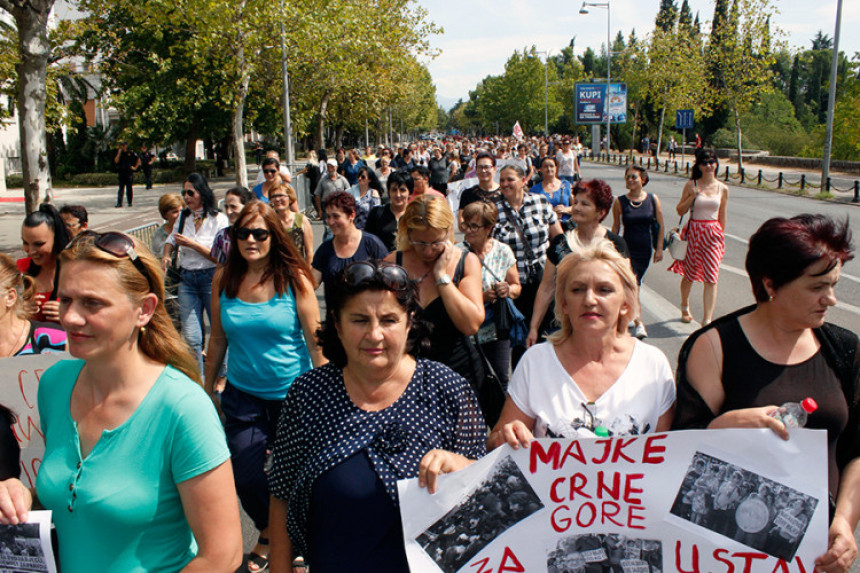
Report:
396,250,483,389
717,317,848,497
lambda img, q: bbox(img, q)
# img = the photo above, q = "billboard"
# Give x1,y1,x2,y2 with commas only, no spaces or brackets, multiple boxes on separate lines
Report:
576,83,627,125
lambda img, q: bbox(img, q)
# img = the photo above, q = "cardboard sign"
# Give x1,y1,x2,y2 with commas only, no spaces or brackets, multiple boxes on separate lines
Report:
399,429,828,573
0,354,70,488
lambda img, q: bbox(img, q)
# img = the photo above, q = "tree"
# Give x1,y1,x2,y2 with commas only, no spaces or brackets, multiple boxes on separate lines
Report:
706,0,780,169
0,0,53,213
655,0,678,33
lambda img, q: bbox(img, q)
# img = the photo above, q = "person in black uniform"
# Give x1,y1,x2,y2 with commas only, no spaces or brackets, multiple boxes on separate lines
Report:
114,142,140,207
139,145,155,190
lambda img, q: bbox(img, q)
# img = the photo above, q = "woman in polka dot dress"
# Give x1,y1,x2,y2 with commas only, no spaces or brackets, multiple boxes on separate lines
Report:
268,260,487,572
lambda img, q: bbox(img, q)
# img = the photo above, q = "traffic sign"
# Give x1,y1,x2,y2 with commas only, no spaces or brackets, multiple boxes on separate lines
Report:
675,109,694,130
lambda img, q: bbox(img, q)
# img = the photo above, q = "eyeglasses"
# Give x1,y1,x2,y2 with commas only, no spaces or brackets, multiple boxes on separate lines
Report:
67,231,156,293
409,238,446,249
181,189,196,197
234,227,270,241
463,223,487,233
476,164,494,171
269,194,289,201
263,169,278,175
342,261,410,290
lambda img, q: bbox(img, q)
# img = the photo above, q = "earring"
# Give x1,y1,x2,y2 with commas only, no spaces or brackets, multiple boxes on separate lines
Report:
140,325,147,333
768,295,774,302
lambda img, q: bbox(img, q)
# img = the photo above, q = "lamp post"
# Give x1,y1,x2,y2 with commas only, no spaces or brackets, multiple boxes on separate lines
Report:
580,0,611,153
536,50,549,137
822,0,842,188
279,0,293,165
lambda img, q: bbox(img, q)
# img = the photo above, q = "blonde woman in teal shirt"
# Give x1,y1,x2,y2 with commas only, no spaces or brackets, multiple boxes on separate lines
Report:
0,231,242,572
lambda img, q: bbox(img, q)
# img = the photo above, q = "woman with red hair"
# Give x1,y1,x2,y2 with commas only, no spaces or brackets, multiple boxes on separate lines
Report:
674,214,859,572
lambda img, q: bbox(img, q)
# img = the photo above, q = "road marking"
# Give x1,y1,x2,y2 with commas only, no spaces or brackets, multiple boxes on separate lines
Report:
639,283,699,336
724,233,860,284
721,263,860,316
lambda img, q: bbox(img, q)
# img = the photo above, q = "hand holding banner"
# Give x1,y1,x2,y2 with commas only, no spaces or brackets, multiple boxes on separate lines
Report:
399,429,828,573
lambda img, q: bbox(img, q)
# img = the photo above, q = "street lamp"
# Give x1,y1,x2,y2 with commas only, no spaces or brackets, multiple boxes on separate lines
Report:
535,50,550,137
580,0,611,154
822,0,842,189
279,0,293,166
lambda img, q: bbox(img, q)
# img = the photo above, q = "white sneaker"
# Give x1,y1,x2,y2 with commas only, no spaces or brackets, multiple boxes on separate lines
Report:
634,323,648,339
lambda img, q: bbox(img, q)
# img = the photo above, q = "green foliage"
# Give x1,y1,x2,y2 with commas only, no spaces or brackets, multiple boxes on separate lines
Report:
740,91,807,156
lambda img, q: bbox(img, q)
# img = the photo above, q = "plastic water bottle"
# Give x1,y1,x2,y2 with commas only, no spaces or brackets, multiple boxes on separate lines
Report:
769,398,818,428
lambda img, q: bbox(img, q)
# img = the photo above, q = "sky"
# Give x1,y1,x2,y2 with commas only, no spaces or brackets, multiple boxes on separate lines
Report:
417,0,860,110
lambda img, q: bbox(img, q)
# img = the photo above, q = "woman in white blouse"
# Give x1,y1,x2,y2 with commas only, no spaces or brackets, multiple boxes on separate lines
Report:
162,173,229,374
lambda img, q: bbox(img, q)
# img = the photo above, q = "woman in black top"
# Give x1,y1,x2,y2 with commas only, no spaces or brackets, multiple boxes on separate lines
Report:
365,172,412,252
527,179,629,347
674,215,860,573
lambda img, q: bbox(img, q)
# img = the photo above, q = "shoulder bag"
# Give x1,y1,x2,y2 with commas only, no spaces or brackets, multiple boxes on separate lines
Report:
665,194,697,260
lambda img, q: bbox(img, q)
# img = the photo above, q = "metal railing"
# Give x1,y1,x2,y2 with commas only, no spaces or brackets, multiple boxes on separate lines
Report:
590,153,860,203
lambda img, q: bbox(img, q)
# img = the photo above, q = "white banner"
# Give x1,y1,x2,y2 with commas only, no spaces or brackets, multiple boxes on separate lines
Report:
399,430,828,573
0,511,57,573
0,354,69,488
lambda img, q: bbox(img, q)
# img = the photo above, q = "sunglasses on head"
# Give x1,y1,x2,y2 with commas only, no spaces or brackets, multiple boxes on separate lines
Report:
234,227,270,241
342,261,410,290
67,231,156,293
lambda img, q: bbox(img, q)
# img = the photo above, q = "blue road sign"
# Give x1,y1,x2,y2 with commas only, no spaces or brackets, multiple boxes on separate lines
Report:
675,109,694,130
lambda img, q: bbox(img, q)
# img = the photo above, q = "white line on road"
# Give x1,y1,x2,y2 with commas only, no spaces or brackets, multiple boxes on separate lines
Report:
721,263,860,316
639,283,700,336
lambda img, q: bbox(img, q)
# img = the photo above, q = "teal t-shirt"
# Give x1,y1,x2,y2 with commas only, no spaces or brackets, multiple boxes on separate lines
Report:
220,288,313,400
36,360,230,573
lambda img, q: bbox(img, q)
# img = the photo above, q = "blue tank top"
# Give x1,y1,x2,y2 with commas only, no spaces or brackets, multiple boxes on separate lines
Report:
220,288,312,400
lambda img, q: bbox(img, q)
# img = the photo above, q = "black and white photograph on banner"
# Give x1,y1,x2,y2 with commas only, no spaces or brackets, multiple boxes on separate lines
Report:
0,511,56,573
547,534,662,573
415,455,543,573
669,451,817,560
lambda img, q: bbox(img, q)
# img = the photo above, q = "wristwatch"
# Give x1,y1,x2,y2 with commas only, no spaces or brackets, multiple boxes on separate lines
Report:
435,274,452,287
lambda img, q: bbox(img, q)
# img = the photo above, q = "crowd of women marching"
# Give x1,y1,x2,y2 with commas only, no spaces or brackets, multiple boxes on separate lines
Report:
0,135,856,573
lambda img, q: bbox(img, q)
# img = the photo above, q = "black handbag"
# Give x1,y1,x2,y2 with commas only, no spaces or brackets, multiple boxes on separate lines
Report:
164,209,189,330
470,336,506,428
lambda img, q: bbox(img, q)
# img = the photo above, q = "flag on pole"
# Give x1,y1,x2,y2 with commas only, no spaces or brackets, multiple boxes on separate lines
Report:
512,121,524,140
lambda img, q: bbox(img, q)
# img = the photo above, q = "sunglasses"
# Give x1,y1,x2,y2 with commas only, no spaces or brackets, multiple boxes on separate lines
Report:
67,231,156,293
342,261,410,290
463,223,487,232
263,169,278,175
181,189,196,197
702,159,718,166
234,227,270,241
269,194,289,201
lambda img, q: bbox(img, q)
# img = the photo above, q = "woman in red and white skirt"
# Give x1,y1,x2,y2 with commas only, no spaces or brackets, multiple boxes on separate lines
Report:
669,149,728,326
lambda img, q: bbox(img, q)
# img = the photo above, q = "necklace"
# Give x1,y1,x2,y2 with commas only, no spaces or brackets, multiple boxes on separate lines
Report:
627,193,646,208
412,266,434,284
0,320,28,358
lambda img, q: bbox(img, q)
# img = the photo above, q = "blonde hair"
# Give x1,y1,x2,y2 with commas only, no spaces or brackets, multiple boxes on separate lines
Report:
59,234,200,383
0,253,37,320
395,195,454,251
157,193,184,219
547,239,639,344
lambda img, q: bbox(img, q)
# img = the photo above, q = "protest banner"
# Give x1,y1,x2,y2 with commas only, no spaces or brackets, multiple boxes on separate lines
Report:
0,354,70,488
0,511,57,573
399,429,828,573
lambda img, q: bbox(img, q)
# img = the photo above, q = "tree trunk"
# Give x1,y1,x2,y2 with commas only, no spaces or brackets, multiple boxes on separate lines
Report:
3,0,54,213
315,91,330,151
629,106,640,160
656,104,667,161
232,34,250,188
183,120,198,174
733,104,744,171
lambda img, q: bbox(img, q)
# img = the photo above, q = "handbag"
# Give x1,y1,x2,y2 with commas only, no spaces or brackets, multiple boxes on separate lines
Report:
470,336,506,428
471,245,528,346
665,194,697,260
164,209,189,329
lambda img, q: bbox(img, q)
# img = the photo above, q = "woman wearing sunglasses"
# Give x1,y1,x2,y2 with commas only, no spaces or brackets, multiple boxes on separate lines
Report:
384,196,486,414
668,148,729,326
161,173,229,375
268,261,485,572
0,231,243,572
204,201,323,572
252,157,285,204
